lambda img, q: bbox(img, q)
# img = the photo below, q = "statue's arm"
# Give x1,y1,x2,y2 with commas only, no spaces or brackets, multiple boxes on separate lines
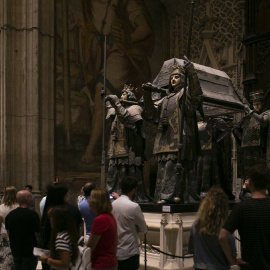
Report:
185,61,203,112
244,105,270,127
142,83,160,123
252,111,270,127
106,95,130,126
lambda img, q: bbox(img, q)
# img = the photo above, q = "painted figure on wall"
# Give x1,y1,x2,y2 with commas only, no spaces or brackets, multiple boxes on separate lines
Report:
105,85,150,202
197,117,235,200
142,58,202,204
81,0,154,163
233,89,270,179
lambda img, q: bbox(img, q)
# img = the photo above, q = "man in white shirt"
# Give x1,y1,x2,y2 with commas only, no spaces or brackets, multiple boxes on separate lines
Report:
112,176,147,270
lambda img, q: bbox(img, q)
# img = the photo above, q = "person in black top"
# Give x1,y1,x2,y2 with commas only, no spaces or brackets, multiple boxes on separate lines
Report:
5,190,40,270
219,163,270,270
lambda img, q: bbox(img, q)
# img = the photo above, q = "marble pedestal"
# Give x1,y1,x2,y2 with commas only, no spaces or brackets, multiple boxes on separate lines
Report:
139,203,199,270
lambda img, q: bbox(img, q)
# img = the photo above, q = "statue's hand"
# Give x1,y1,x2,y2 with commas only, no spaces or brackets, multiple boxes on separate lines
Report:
183,55,193,69
244,104,252,114
142,82,155,91
105,94,118,103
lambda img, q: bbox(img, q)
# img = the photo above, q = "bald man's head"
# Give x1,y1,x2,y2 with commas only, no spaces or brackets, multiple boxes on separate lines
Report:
83,182,96,196
16,190,33,208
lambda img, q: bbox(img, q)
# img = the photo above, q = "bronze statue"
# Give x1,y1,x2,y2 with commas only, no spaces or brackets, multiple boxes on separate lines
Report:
105,85,150,202
197,117,235,200
142,57,202,203
233,89,270,179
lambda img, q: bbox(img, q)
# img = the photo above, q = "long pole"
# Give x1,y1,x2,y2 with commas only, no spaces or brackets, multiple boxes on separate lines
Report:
144,234,147,270
177,0,194,173
101,36,107,189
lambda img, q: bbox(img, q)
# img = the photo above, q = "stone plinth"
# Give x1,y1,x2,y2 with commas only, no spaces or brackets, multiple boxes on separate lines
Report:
139,203,198,270
139,202,239,270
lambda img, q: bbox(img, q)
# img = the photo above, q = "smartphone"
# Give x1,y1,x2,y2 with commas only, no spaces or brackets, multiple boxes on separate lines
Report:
109,194,113,199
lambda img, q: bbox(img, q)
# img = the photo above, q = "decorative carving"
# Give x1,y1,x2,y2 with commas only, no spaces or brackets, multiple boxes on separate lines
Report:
175,213,183,225
163,0,245,93
256,40,270,78
161,213,168,225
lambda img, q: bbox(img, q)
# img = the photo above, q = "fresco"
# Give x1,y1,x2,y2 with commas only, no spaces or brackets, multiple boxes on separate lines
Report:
55,0,166,176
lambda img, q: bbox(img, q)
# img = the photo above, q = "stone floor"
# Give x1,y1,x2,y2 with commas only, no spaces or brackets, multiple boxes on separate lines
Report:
139,257,240,270
36,259,240,270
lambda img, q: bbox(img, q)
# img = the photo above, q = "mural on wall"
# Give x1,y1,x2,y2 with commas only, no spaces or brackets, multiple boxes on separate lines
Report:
55,0,166,177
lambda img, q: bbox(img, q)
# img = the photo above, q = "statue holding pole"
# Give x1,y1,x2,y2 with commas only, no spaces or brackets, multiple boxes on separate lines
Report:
105,85,150,202
233,89,270,179
142,0,202,203
142,57,202,203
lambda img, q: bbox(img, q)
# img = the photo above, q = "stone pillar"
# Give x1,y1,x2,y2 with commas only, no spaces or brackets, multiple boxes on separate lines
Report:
0,0,55,193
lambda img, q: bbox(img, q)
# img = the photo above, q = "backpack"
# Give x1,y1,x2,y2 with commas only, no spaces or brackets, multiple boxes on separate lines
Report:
70,237,91,270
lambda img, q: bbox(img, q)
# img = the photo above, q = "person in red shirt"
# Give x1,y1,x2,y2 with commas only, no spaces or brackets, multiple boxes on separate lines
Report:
87,189,117,270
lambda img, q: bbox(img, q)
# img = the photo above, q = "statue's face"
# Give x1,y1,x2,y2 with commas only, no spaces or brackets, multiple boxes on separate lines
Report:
253,101,263,112
121,91,128,100
170,74,181,88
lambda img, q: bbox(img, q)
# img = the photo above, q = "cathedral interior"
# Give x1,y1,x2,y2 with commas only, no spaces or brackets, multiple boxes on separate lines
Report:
0,0,270,206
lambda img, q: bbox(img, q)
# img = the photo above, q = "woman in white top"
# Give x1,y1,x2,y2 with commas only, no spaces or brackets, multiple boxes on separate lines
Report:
0,186,19,221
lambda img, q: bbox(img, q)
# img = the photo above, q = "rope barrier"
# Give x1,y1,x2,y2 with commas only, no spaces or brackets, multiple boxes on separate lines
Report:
149,245,193,259
140,238,193,259
140,234,241,260
235,236,241,242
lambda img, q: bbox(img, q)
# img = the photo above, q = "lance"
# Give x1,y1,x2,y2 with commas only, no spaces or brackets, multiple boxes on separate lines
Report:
176,0,195,174
101,36,107,189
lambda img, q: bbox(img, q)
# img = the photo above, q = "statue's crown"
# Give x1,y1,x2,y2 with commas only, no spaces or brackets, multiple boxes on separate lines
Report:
250,89,264,102
171,64,184,75
123,84,137,92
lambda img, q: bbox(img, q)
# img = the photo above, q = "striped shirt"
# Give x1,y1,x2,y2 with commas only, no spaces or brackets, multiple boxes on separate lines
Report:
223,198,270,270
55,231,73,259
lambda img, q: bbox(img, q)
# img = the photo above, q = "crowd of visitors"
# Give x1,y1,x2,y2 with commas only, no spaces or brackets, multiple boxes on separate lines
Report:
0,178,146,270
0,163,270,270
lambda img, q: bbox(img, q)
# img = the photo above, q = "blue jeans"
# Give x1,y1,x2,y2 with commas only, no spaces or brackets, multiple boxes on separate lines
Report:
13,256,38,270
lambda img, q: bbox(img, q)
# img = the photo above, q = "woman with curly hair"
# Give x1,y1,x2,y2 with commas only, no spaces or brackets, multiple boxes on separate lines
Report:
87,189,117,270
40,206,79,269
0,186,19,221
188,186,236,270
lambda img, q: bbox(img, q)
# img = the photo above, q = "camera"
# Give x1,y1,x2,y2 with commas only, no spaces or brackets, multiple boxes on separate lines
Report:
109,194,113,199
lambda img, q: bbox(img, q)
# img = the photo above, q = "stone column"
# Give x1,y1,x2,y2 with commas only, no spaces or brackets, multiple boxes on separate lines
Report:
0,0,55,194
